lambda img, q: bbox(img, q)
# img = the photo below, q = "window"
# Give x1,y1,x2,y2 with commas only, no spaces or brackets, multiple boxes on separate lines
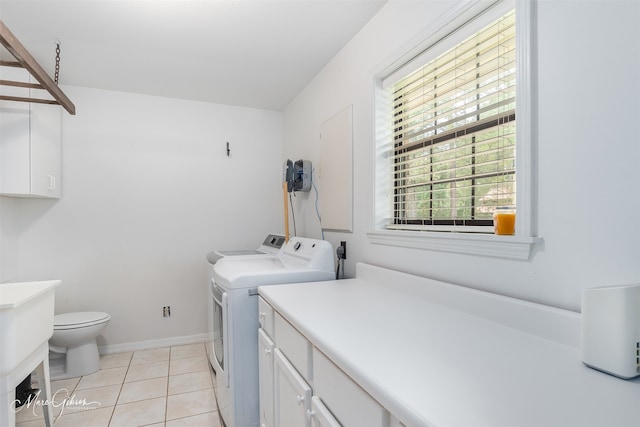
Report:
391,10,515,231
370,0,538,259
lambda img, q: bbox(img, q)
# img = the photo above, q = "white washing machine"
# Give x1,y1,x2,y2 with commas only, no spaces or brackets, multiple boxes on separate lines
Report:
210,237,334,427
206,234,286,370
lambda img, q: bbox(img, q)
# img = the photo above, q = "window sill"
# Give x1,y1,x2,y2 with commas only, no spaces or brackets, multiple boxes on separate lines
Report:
367,230,542,261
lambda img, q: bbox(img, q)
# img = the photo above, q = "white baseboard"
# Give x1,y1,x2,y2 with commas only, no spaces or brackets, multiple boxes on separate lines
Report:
98,333,209,355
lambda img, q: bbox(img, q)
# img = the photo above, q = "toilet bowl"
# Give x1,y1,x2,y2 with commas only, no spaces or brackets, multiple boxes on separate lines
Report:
48,312,111,380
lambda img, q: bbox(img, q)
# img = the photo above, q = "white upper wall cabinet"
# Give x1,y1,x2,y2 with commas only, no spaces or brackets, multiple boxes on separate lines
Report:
0,67,62,199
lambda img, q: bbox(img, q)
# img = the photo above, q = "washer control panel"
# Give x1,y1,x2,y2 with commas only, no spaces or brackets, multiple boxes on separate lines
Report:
281,237,333,270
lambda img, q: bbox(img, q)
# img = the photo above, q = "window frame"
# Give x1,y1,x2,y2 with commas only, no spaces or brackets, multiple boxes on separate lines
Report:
369,0,540,260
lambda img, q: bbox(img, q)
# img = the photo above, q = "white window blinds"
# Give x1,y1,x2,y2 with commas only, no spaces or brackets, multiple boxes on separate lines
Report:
388,9,516,231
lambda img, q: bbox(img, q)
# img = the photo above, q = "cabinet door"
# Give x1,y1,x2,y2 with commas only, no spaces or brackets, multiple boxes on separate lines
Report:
259,328,275,427
0,68,31,195
0,67,61,198
29,102,61,197
309,396,342,427
274,348,311,427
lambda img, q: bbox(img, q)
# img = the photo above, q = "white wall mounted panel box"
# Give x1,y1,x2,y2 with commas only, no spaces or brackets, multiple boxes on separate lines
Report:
319,105,353,232
0,67,61,198
581,284,640,379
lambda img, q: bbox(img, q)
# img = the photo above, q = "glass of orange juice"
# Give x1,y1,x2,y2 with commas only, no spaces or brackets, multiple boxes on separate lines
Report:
493,207,516,235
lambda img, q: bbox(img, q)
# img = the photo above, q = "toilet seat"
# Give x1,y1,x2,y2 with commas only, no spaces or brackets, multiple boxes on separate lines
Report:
54,312,111,330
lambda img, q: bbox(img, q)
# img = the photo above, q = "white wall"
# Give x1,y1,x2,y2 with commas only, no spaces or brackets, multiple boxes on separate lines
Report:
283,0,640,312
0,86,284,349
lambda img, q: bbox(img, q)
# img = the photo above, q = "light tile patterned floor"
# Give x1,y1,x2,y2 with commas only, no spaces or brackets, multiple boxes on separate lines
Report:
15,343,221,427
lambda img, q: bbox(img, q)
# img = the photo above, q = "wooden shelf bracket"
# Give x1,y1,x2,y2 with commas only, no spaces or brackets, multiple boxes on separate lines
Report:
0,19,76,115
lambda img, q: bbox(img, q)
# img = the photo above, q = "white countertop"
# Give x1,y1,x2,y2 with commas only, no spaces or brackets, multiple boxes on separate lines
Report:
259,264,640,427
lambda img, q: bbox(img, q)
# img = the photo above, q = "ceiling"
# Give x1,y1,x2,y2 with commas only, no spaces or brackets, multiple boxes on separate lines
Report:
0,0,387,111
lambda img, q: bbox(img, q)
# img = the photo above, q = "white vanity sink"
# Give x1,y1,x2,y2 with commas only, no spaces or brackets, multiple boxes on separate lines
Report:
0,280,60,375
0,280,60,427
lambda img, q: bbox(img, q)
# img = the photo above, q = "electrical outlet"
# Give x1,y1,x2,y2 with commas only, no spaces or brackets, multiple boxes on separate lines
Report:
163,306,171,317
340,241,347,260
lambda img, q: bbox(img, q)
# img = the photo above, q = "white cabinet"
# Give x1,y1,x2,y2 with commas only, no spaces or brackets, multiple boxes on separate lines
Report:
0,67,61,198
258,328,275,427
274,348,312,427
313,348,388,427
309,396,341,427
260,299,390,427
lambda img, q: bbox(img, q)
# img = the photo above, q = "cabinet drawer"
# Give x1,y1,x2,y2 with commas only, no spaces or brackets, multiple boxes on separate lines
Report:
258,296,274,338
313,348,389,427
275,313,312,382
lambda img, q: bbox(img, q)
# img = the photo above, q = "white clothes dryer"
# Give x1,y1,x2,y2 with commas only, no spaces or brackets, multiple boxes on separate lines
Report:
206,234,285,370
210,237,334,427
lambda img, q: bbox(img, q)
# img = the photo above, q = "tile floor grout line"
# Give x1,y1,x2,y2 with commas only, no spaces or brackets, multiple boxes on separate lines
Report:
106,351,131,426
165,346,172,426
100,352,134,427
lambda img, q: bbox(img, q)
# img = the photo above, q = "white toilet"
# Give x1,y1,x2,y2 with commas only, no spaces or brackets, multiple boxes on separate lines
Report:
48,312,111,380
